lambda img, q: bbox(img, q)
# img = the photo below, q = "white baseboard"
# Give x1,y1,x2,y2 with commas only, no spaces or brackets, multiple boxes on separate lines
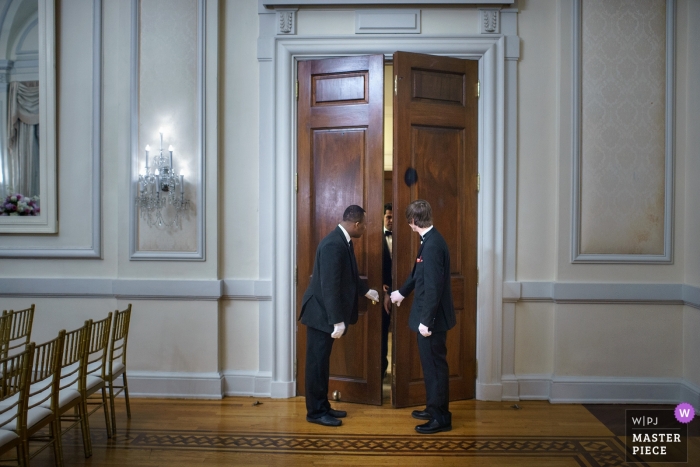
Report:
476,382,503,401
680,380,700,409
270,380,296,399
127,371,223,399
504,374,700,405
222,371,271,397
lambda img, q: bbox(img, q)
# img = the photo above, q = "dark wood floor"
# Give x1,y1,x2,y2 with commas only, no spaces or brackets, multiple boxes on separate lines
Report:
3,397,698,466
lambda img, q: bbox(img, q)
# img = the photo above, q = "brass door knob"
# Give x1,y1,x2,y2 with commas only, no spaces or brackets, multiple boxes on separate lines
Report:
332,390,341,401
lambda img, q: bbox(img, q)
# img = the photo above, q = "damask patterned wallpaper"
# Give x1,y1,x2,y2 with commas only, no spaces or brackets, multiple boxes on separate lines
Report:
138,0,199,251
580,0,666,255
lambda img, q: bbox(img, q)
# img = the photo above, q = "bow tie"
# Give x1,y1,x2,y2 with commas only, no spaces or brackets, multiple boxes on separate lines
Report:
384,231,392,237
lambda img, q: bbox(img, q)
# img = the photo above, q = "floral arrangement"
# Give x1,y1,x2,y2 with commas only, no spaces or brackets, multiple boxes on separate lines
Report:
0,193,40,216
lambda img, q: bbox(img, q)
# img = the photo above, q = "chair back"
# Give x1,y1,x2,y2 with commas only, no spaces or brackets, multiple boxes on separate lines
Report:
85,313,112,382
2,305,35,359
59,324,88,393
28,331,65,415
0,343,34,436
109,305,131,375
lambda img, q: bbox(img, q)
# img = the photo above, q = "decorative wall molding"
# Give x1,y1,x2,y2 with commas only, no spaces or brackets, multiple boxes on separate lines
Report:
479,8,500,34
570,0,675,263
355,10,420,34
129,0,206,261
0,0,102,257
504,281,700,309
0,278,272,301
259,0,513,13
276,9,296,35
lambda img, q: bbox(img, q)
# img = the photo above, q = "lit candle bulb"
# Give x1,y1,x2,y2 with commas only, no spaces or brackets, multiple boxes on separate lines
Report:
156,175,160,198
145,145,150,171
169,145,174,168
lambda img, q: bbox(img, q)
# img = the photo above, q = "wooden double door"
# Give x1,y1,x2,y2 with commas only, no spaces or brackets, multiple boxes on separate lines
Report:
296,52,478,408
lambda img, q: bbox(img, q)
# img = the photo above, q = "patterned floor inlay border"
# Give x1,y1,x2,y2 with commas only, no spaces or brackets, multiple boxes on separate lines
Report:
61,430,633,466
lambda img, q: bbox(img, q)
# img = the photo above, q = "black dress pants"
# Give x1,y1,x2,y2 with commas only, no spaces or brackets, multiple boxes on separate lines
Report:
381,309,390,378
417,330,451,426
305,325,335,418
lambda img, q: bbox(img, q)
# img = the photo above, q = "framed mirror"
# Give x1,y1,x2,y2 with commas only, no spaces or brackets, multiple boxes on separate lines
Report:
0,0,56,233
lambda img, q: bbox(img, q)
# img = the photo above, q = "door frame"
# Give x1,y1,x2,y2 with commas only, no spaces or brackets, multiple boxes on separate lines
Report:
259,34,518,401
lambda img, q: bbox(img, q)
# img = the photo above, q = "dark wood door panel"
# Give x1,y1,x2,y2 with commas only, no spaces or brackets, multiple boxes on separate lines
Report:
297,55,385,406
392,51,478,408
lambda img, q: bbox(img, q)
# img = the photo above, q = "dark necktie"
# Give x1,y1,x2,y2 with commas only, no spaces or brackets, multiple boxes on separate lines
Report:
384,230,392,237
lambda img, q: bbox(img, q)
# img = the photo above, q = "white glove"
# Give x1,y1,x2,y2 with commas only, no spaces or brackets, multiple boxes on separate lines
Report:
390,290,404,306
331,322,346,339
418,323,432,337
365,289,379,303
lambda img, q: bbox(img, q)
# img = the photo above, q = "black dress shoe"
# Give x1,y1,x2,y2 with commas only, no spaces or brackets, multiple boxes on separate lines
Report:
306,414,342,427
328,409,347,418
411,410,431,420
415,419,451,434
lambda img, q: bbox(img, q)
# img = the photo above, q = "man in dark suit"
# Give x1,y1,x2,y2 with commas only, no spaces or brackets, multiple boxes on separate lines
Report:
299,205,379,427
390,199,456,434
381,203,393,382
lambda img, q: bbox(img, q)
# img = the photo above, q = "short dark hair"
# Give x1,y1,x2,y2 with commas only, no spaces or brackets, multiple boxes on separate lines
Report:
384,203,392,213
405,199,432,227
343,205,366,223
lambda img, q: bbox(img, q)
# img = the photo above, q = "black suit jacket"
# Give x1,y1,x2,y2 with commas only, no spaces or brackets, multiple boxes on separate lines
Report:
398,228,456,333
382,232,392,289
299,226,370,334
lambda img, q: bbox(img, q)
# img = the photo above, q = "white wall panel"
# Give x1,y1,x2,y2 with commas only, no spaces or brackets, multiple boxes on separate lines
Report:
555,303,683,378
514,302,554,375
220,300,259,372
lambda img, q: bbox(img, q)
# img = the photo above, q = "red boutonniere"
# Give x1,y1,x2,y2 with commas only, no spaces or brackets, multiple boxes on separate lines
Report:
416,256,423,263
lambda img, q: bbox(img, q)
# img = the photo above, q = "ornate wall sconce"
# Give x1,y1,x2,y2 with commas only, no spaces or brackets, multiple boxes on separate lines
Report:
136,131,190,228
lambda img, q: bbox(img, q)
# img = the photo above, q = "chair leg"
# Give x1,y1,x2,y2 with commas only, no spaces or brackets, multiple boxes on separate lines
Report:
123,373,132,419
51,418,64,467
101,386,112,438
79,400,93,458
109,378,117,435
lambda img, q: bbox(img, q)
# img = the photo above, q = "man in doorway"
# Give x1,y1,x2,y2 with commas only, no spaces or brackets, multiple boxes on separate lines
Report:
299,205,380,427
390,199,455,434
381,203,393,382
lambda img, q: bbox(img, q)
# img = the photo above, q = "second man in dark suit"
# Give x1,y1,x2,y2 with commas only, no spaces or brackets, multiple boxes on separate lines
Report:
391,199,456,434
299,205,379,427
381,203,393,382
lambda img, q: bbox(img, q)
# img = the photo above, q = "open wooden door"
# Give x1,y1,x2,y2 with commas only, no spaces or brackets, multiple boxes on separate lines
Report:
391,51,478,408
296,55,385,405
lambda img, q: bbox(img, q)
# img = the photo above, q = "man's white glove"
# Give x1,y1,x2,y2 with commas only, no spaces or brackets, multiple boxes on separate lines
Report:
365,289,379,303
390,290,405,306
331,322,346,339
418,323,432,337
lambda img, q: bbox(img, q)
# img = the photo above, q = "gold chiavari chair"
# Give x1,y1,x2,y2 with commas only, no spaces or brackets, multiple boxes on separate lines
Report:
106,304,132,434
0,343,35,467
25,331,65,467
83,314,112,440
1,305,34,359
55,324,91,458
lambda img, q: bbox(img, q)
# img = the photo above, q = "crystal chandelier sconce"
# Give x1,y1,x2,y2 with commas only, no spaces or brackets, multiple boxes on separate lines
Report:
136,131,190,228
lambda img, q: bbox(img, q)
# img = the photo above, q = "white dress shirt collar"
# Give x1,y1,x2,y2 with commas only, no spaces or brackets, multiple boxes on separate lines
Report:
338,224,351,243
